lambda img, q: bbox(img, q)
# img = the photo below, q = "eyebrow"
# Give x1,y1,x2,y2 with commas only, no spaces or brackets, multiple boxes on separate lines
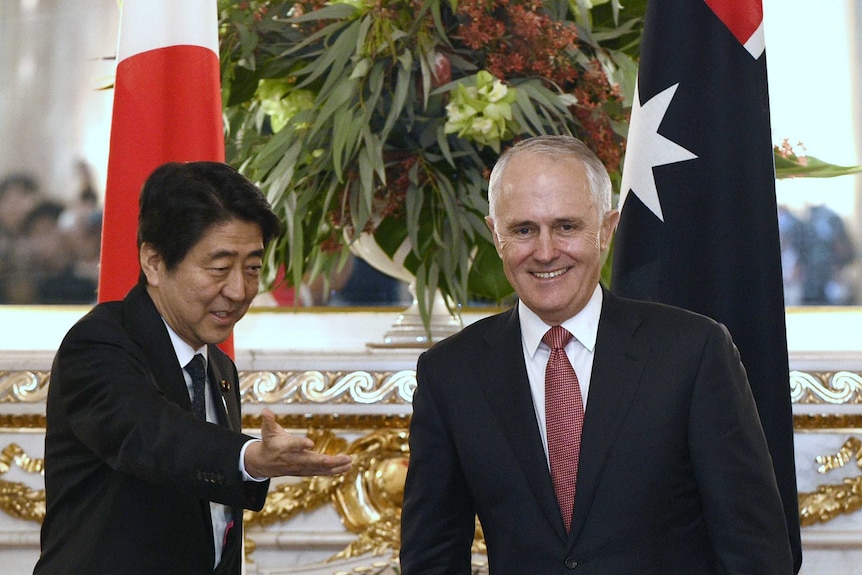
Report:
503,217,584,229
502,219,535,229
208,248,265,260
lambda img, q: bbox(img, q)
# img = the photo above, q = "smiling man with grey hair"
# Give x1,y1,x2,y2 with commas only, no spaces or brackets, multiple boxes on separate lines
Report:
400,135,792,574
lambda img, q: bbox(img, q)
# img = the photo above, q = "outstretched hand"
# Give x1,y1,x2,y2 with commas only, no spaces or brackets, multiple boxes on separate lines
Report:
244,408,353,479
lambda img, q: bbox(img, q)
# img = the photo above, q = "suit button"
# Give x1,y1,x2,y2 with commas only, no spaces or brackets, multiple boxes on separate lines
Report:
564,558,578,569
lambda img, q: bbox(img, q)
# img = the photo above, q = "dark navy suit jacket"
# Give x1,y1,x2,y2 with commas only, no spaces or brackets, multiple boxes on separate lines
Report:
401,289,793,574
35,285,269,575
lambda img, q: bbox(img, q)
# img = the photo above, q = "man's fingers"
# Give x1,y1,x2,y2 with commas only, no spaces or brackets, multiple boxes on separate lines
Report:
260,408,278,437
329,462,353,475
260,409,314,448
289,453,353,476
257,409,352,476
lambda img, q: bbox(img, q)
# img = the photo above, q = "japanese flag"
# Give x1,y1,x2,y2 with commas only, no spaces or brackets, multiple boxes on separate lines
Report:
99,0,224,303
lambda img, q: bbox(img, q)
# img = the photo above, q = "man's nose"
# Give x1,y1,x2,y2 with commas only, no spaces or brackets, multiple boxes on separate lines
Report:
221,267,246,300
533,229,558,261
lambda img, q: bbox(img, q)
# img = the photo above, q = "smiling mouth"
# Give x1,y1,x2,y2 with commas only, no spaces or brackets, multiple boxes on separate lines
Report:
532,267,570,279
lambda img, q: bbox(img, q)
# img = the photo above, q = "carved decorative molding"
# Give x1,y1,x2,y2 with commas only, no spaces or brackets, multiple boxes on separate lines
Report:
790,371,862,404
0,370,417,406
239,370,416,405
244,413,411,432
0,415,46,429
799,437,862,527
6,425,862,556
4,369,862,406
0,371,49,403
0,444,44,524
794,414,862,431
0,413,413,432
4,366,862,541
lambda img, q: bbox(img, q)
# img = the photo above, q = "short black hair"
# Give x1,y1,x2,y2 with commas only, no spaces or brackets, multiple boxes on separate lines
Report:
136,162,283,286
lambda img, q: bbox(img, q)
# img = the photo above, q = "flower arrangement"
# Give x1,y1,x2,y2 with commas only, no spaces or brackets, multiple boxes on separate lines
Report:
444,70,519,152
218,0,644,322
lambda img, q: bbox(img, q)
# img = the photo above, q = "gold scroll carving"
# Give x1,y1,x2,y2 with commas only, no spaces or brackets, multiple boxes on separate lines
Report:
0,371,49,403
790,371,862,404
0,443,45,523
245,429,407,559
799,437,862,527
243,427,486,562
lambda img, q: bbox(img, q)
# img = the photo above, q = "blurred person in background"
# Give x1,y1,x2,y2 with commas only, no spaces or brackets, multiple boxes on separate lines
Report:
0,173,42,303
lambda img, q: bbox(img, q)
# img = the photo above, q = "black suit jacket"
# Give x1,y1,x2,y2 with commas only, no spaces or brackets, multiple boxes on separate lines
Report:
400,290,793,575
34,285,269,575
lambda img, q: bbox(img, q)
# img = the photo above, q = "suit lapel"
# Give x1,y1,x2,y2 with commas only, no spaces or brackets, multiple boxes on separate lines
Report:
122,286,192,410
207,348,241,431
479,307,569,541
122,286,242,431
568,290,650,543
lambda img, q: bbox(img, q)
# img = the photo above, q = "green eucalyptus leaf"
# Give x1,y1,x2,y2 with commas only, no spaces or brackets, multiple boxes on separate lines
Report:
312,78,357,145
225,66,262,106
374,216,411,257
774,154,862,179
288,3,358,23
512,87,548,134
405,181,424,251
299,20,361,93
382,51,413,138
351,57,373,79
468,240,513,301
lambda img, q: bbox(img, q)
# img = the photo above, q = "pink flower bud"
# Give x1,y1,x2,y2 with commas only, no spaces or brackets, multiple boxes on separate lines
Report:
432,52,452,88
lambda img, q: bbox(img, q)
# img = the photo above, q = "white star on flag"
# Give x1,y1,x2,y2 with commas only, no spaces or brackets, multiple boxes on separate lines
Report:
619,82,698,222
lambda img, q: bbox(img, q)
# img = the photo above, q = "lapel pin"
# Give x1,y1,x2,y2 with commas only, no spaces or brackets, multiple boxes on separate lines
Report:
220,379,231,393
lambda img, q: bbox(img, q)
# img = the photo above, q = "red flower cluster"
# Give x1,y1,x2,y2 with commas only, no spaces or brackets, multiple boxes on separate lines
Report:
453,0,579,87
571,62,626,175
451,0,624,175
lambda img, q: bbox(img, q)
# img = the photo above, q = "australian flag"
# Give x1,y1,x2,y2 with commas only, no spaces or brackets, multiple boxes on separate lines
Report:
610,0,801,570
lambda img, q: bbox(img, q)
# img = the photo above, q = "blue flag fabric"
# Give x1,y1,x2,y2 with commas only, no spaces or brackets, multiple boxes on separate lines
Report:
610,0,801,569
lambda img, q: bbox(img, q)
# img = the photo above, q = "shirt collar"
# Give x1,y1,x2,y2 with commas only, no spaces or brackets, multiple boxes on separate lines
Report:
520,284,603,358
162,319,208,369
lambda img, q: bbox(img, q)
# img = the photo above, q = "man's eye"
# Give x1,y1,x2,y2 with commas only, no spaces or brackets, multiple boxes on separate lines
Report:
515,227,532,235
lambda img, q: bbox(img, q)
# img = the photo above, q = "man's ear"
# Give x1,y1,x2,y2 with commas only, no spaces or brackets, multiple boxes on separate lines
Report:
139,243,163,287
600,209,620,251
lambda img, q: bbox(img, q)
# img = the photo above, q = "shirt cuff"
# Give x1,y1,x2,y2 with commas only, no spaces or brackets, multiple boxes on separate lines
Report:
239,439,267,482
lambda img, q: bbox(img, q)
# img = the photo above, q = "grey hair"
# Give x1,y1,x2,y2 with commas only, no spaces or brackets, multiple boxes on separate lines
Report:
487,135,613,218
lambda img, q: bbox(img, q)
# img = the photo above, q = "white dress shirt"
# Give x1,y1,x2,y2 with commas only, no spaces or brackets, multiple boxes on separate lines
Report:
164,323,234,568
164,322,265,568
518,284,602,467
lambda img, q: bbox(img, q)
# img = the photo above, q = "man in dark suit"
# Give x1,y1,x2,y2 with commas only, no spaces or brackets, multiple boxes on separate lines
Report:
400,136,793,574
33,162,352,575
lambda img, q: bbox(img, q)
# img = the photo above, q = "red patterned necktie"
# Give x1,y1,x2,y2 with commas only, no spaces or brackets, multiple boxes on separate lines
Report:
543,326,584,532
